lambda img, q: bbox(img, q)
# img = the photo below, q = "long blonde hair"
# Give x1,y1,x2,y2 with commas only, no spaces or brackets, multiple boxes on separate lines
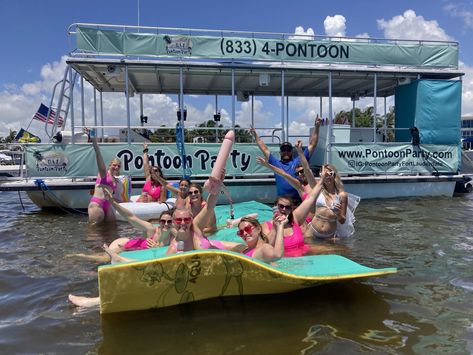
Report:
321,164,344,195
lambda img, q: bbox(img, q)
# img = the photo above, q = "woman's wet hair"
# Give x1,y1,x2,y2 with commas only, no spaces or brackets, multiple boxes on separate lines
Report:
238,217,269,243
149,209,174,224
275,195,295,225
179,178,191,186
159,209,174,219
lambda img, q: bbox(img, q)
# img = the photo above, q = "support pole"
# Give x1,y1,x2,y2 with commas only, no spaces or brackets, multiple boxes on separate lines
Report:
281,69,285,142
125,64,131,144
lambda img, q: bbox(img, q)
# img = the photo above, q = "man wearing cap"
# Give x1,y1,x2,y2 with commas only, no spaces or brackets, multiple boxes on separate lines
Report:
250,116,322,199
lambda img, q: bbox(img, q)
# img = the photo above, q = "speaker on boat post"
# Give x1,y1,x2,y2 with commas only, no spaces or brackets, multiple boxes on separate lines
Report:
176,108,187,121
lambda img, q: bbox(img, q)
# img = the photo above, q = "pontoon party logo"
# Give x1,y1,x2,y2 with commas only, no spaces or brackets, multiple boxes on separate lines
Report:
33,151,68,172
164,35,193,56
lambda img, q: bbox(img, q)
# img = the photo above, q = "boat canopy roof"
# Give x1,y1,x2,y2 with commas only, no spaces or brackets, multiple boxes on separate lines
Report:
67,23,463,98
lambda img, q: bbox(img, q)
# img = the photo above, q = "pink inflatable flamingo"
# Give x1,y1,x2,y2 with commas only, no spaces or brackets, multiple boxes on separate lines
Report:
204,130,235,194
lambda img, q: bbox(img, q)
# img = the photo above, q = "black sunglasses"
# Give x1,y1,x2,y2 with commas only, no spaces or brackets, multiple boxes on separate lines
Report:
295,170,304,176
280,146,292,152
277,203,292,210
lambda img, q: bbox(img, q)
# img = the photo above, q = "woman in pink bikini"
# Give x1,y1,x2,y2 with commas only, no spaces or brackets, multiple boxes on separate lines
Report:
136,143,167,203
87,136,121,224
106,188,174,252
221,215,288,263
261,176,326,257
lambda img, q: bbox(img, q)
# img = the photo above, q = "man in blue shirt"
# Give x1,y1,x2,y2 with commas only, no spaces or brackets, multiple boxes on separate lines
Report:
250,116,322,200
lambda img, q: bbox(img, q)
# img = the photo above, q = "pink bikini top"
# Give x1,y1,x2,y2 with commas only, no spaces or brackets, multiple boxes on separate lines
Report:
244,248,255,257
264,220,308,257
142,179,162,200
95,173,116,192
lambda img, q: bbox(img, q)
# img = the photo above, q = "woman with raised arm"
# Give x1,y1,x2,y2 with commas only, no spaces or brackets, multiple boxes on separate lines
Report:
68,172,226,309
261,177,325,257
307,164,349,239
155,175,191,209
221,214,289,263
106,189,174,251
87,134,121,224
136,143,167,203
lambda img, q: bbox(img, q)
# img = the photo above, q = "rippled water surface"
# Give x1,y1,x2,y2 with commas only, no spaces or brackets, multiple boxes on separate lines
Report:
1,191,473,354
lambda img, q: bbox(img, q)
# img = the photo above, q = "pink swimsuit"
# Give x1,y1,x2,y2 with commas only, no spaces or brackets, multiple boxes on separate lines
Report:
198,236,225,250
142,180,162,201
264,220,308,257
124,228,160,250
90,173,116,214
244,248,255,257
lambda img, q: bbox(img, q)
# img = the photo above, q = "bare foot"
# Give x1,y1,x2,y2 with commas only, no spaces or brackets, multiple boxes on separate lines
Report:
68,294,100,308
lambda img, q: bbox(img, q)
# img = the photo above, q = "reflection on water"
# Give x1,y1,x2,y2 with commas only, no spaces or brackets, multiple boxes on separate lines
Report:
0,192,473,353
99,282,399,354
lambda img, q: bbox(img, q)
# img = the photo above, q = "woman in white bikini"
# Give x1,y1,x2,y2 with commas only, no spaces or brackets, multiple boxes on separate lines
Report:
307,164,348,239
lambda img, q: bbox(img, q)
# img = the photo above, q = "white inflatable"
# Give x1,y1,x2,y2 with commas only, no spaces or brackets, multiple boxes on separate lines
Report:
115,196,176,222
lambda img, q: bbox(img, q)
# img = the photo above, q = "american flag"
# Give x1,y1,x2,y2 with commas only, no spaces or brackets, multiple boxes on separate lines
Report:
33,103,64,127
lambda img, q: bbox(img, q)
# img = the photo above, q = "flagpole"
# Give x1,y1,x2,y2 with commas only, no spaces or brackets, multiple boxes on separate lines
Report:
25,111,36,132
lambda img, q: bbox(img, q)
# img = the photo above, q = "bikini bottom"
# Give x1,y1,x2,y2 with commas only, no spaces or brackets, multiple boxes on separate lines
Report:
89,196,111,215
309,222,335,239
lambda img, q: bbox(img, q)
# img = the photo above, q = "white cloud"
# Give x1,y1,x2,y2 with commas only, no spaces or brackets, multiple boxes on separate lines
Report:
289,26,315,40
460,62,473,115
324,15,346,37
444,3,473,28
377,9,453,41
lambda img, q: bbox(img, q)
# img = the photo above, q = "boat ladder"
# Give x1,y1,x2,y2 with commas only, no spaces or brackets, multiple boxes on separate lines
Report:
45,65,78,140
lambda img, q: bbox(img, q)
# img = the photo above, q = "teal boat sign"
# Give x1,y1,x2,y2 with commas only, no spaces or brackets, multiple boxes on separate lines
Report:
25,143,459,178
330,143,460,174
76,26,458,68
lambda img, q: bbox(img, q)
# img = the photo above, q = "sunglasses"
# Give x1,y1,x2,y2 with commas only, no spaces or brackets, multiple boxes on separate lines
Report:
160,219,172,225
152,168,160,173
174,217,192,225
278,203,292,210
295,170,304,176
237,225,255,237
280,146,293,153
188,190,200,195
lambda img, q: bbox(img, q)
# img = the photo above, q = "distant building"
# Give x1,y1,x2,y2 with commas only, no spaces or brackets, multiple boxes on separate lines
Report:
462,115,473,150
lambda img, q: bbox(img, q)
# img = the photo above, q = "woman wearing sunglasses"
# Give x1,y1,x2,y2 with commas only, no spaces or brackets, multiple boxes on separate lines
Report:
137,143,167,203
87,133,122,224
106,189,174,252
69,189,175,263
220,215,288,263
69,169,228,308
260,176,325,257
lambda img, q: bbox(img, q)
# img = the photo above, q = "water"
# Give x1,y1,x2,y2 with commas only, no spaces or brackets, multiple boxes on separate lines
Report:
1,191,473,354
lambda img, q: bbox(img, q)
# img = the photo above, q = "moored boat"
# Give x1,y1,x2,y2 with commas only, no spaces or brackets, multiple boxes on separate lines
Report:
0,23,466,209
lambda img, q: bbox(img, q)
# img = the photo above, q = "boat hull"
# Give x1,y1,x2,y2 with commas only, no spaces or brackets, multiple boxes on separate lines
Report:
14,175,460,209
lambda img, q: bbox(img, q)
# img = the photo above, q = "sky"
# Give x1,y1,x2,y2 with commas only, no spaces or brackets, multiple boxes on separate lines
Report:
1,0,473,140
